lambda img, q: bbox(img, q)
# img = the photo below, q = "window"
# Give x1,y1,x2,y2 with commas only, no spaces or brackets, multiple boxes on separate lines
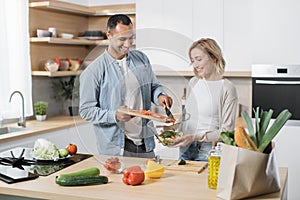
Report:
0,0,33,119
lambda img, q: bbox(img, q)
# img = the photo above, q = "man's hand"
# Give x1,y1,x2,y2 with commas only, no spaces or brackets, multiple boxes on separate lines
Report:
116,105,133,122
158,94,173,109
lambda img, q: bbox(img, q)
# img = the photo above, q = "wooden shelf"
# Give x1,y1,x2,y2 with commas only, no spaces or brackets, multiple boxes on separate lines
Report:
29,1,135,16
30,37,109,46
32,70,82,77
29,1,135,77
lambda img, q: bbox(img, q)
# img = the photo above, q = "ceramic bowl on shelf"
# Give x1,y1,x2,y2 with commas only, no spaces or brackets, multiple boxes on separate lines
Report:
60,33,74,39
60,60,69,71
37,29,51,37
44,60,59,72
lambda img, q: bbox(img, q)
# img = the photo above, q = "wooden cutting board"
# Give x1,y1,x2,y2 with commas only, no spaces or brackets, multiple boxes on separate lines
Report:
117,108,172,123
164,160,208,173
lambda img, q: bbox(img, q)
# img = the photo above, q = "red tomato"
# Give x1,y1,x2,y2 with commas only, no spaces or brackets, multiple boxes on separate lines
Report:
66,144,77,155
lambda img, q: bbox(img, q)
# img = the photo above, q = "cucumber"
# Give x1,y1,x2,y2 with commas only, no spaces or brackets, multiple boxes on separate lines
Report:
57,167,100,179
56,175,108,186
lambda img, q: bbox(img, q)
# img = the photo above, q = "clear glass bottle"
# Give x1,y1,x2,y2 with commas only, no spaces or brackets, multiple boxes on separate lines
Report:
181,87,186,115
208,143,221,189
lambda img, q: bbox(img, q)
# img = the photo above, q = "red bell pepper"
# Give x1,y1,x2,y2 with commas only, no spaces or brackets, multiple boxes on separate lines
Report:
122,166,145,186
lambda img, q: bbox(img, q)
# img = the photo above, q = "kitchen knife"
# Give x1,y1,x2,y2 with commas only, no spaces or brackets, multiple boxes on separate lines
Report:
165,107,174,119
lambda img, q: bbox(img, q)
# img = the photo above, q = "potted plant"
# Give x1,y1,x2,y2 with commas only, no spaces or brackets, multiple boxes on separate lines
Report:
34,101,48,121
53,77,79,116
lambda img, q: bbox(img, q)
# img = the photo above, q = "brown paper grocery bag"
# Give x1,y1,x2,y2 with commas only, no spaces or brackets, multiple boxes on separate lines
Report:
216,143,280,200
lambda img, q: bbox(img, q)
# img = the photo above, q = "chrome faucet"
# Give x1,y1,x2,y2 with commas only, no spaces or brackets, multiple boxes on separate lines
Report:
9,91,26,128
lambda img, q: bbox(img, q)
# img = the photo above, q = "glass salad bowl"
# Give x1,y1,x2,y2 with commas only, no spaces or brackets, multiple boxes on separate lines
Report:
147,113,190,146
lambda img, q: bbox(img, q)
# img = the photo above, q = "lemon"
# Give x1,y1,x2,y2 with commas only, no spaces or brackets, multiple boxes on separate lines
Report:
145,160,164,178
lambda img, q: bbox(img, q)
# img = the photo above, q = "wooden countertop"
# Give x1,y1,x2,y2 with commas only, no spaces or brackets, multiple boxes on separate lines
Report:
0,155,287,200
0,116,87,143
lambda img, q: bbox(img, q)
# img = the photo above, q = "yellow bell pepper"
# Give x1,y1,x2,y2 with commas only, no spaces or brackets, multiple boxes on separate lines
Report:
145,160,164,179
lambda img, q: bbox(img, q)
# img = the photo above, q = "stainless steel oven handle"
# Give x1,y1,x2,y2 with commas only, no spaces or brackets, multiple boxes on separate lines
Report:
255,80,300,85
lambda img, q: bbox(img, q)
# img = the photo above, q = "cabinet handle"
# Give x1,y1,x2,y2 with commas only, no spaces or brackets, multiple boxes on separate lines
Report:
255,80,300,85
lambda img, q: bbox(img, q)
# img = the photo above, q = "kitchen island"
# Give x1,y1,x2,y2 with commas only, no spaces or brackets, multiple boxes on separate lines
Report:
0,155,287,200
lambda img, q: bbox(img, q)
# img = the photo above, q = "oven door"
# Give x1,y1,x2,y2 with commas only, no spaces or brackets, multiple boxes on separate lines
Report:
252,77,300,122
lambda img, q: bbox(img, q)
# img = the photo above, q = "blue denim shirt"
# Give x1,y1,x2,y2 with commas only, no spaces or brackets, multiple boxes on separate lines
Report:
79,49,165,155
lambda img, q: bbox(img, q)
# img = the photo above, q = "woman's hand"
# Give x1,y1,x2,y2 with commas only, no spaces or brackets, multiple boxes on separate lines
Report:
171,134,203,147
171,135,195,147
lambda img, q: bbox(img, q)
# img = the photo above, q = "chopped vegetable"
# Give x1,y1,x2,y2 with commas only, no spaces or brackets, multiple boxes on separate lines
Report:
104,157,122,173
158,130,183,146
178,159,186,165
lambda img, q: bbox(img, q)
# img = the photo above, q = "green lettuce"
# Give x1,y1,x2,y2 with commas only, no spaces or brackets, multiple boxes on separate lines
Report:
31,138,60,161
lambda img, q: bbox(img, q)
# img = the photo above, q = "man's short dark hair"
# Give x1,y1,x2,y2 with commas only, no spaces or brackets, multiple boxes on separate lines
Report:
107,14,132,32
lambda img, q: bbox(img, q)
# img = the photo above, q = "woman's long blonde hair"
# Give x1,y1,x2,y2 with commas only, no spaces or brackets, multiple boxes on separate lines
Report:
189,38,225,78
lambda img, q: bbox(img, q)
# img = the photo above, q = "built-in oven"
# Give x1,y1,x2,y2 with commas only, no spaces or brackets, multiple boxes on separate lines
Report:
252,64,300,125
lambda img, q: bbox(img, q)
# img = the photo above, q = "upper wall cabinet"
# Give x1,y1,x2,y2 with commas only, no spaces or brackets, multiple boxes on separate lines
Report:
29,1,135,77
223,0,253,72
137,0,300,73
251,0,300,65
136,0,223,73
192,0,223,45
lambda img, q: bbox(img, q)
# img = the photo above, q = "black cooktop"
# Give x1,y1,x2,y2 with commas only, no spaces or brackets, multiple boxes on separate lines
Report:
0,147,92,183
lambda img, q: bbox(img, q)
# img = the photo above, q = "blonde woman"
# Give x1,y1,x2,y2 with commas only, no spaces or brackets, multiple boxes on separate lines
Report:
173,38,238,161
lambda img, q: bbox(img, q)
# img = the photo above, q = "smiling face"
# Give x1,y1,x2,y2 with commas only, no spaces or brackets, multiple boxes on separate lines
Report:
107,23,135,59
190,47,218,80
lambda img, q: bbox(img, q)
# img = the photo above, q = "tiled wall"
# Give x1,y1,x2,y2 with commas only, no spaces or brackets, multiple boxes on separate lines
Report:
32,75,252,118
32,77,76,117
156,76,252,116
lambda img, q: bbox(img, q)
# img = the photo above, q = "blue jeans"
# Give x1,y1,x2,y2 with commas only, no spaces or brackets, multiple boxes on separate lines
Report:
179,142,212,161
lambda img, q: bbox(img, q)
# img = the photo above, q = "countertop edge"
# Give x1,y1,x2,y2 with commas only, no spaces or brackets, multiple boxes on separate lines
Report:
0,116,88,143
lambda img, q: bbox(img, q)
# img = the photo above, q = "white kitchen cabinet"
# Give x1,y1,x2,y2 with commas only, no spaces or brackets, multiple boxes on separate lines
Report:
252,0,300,65
192,0,223,44
136,0,222,72
136,0,193,72
137,0,300,72
0,124,98,154
273,125,300,200
223,0,253,71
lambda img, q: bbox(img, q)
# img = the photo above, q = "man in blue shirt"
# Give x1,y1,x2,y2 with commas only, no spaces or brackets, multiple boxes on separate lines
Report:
79,14,172,158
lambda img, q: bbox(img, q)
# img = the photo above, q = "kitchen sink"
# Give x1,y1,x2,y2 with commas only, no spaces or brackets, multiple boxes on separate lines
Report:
0,127,25,135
